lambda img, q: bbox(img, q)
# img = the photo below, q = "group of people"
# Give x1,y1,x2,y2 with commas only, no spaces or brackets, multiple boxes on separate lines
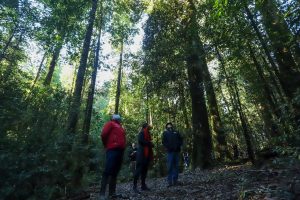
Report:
99,114,184,199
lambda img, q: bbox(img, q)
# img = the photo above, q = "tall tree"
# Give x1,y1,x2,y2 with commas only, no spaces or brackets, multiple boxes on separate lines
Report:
256,0,300,98
67,0,98,133
115,40,124,114
82,0,104,139
186,0,213,169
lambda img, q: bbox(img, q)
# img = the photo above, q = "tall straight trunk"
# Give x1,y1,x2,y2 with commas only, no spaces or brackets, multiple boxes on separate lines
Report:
219,84,240,149
67,0,98,133
260,55,285,101
31,52,47,89
248,49,283,135
145,78,150,122
0,27,16,62
82,13,103,141
70,67,77,95
247,44,279,118
232,80,255,163
256,0,300,98
244,5,280,76
202,58,228,160
216,47,255,163
44,44,63,85
115,40,124,114
187,0,213,169
178,82,190,130
243,5,294,99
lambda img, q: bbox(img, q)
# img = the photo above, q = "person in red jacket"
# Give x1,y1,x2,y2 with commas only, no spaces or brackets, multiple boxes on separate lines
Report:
99,114,126,199
133,123,154,193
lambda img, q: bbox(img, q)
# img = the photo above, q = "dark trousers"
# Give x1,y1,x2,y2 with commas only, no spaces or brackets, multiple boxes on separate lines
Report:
167,152,179,185
100,149,124,196
133,159,150,188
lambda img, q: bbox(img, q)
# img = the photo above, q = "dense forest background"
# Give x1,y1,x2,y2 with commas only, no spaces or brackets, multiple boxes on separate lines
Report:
0,0,299,199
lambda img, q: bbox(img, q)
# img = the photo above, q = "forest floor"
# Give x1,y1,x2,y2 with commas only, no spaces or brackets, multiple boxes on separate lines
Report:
83,157,300,200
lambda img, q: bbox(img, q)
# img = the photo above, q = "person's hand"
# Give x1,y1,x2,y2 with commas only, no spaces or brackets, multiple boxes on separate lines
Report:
150,142,154,148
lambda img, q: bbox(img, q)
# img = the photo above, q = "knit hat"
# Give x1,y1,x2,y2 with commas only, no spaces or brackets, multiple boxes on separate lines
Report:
112,114,121,121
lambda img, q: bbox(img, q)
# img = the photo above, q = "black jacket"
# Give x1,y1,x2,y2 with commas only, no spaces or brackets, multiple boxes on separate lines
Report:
162,129,183,152
136,131,153,163
128,147,137,161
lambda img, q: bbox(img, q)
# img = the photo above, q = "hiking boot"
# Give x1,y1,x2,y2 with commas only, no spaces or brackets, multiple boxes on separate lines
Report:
141,185,150,191
167,183,173,188
133,187,141,194
98,194,107,200
109,193,127,199
174,180,182,186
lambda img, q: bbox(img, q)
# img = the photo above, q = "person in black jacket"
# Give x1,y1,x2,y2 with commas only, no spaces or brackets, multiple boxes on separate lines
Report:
162,122,183,187
128,143,137,175
133,123,154,193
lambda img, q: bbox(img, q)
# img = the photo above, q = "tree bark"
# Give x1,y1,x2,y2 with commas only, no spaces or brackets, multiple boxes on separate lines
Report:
0,27,16,62
216,47,255,164
178,82,190,130
187,0,213,169
82,8,103,141
256,0,300,98
44,44,63,85
31,52,47,89
115,40,124,114
202,56,228,160
67,0,98,133
247,43,279,118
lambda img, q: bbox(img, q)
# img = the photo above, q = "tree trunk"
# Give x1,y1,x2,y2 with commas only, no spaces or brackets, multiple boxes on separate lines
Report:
82,13,103,141
178,82,190,130
243,5,293,97
247,44,279,118
145,78,150,122
202,56,228,161
215,47,255,164
44,44,63,86
260,55,285,101
67,0,98,133
31,52,47,89
0,27,16,62
256,0,300,98
115,40,124,114
187,0,213,169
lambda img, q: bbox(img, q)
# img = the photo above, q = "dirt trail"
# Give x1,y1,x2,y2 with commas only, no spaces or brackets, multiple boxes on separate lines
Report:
86,159,300,200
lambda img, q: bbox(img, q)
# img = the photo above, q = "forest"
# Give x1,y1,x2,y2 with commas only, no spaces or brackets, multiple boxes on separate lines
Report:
0,0,299,199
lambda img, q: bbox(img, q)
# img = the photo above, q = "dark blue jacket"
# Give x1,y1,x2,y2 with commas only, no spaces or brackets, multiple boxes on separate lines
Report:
162,129,183,152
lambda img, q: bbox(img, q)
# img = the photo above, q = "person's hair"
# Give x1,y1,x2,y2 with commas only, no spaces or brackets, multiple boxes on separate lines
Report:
142,122,148,129
165,122,173,129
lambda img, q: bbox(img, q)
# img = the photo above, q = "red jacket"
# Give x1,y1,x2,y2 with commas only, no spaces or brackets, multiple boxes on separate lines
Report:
101,120,126,150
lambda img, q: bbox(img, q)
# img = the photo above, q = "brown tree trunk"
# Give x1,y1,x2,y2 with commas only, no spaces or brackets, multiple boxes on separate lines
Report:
256,0,300,98
247,44,279,118
44,44,63,86
115,40,124,114
82,16,103,142
0,27,16,62
67,0,98,133
31,52,47,89
187,0,213,169
178,82,190,130
216,47,255,164
202,57,228,161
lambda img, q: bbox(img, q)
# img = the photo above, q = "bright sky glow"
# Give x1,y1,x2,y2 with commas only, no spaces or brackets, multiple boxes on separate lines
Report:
25,16,145,90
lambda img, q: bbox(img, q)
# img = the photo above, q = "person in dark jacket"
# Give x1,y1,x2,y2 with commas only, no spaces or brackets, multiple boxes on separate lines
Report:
99,114,126,199
162,122,183,187
128,143,137,175
133,123,154,193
